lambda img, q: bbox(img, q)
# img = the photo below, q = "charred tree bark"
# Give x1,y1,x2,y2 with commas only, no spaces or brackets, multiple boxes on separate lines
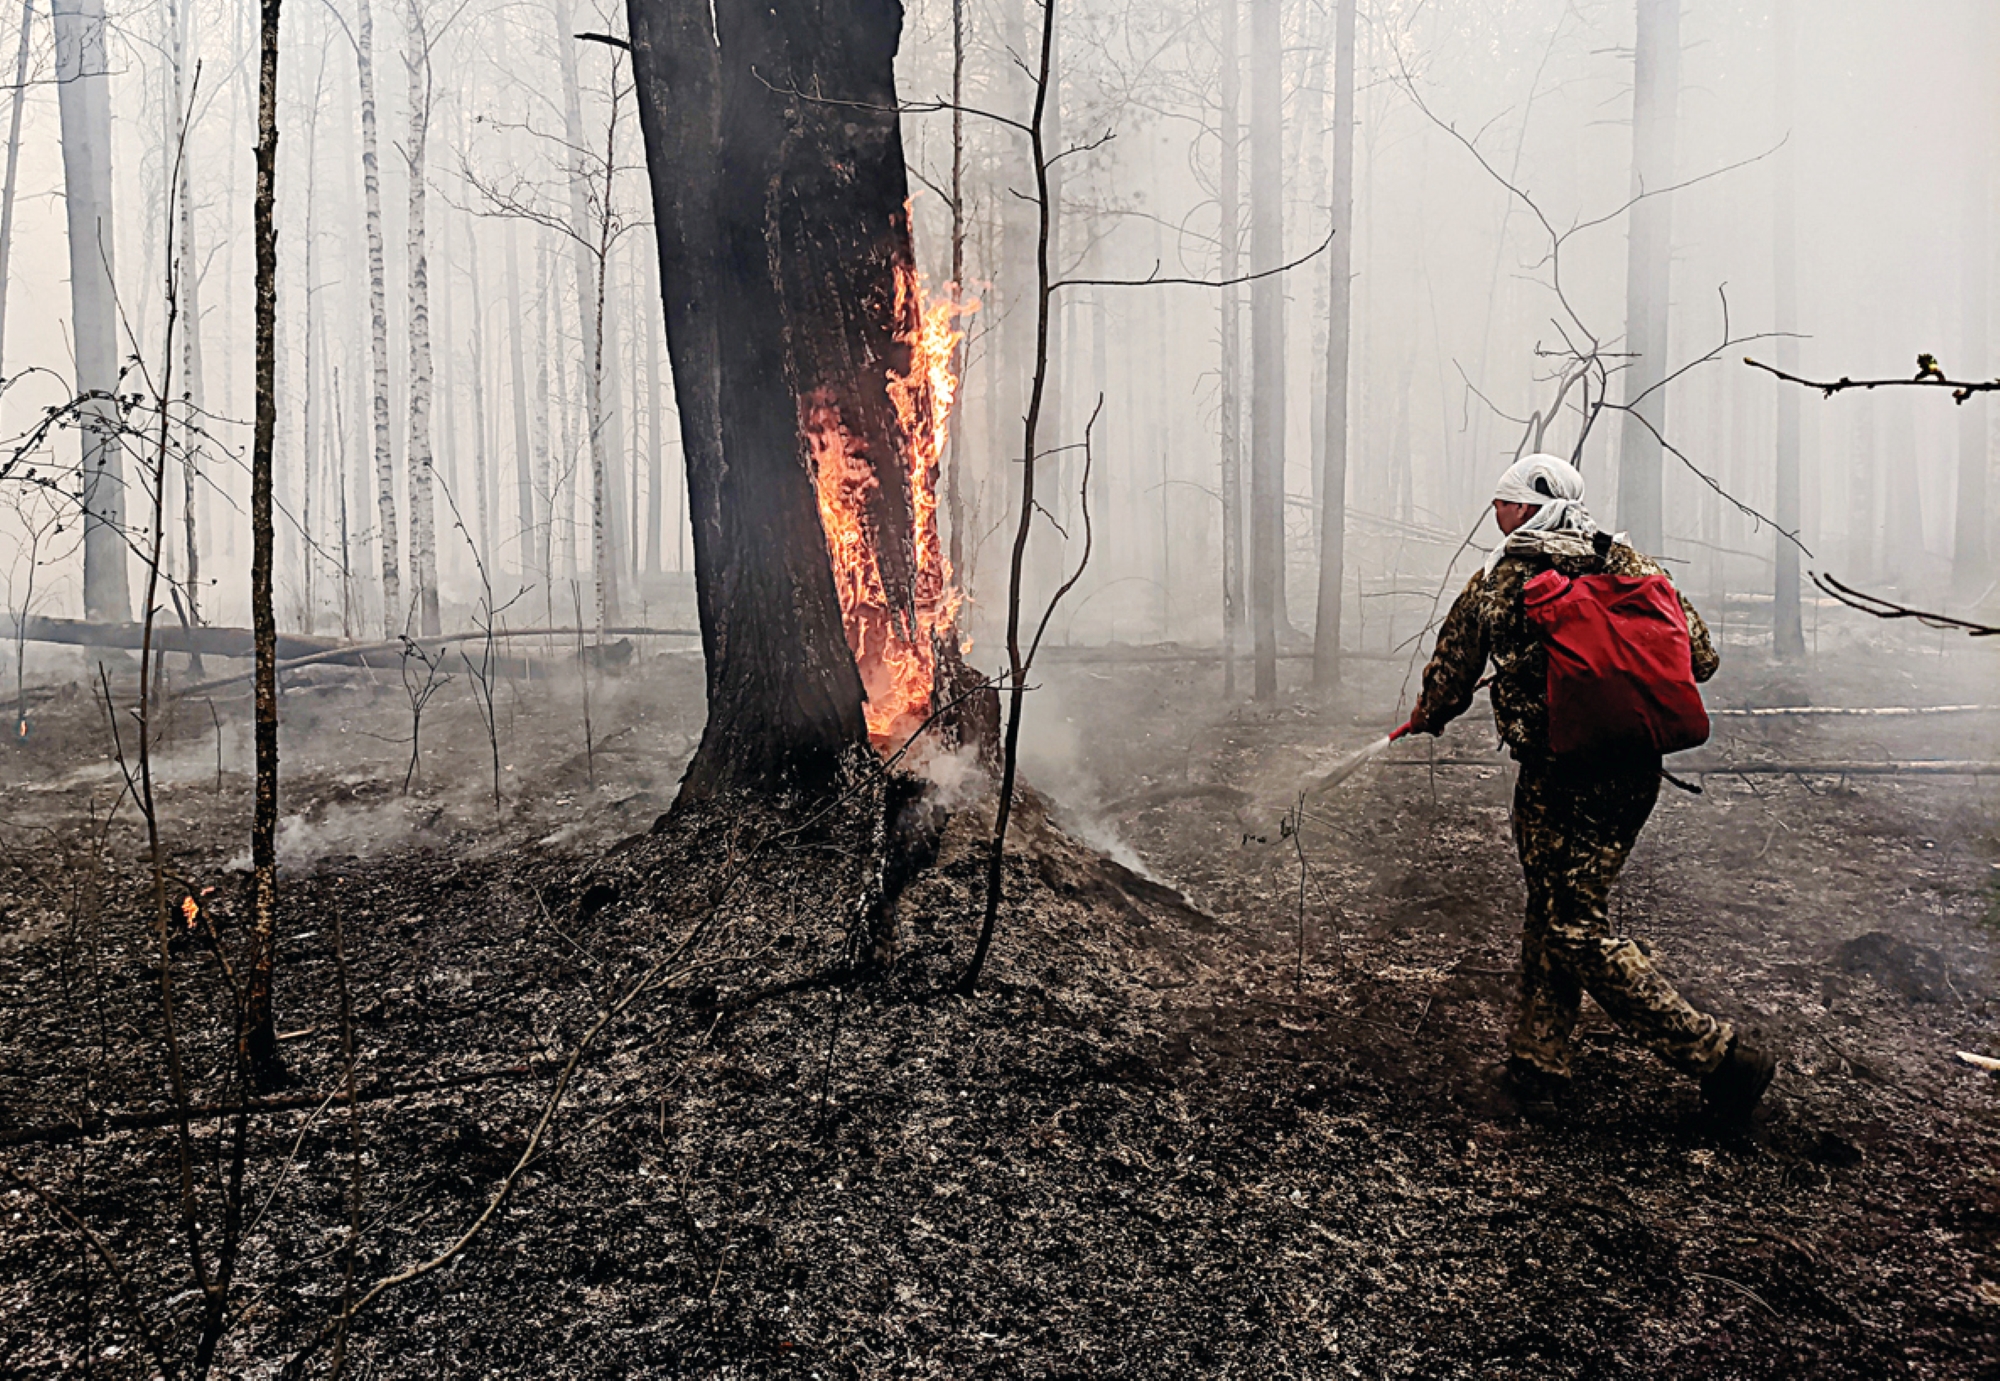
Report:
246,0,285,1087
631,0,947,800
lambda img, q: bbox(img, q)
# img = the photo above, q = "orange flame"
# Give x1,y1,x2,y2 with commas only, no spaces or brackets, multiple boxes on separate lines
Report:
181,895,200,929
807,263,970,751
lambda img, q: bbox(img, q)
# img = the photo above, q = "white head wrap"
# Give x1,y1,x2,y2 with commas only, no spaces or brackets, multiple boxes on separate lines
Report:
1485,453,1600,574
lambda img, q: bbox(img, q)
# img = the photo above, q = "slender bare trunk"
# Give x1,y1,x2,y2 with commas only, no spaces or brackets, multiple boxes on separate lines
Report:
642,239,664,575
1311,0,1355,689
246,0,285,1087
166,0,207,648
356,0,401,634
53,0,130,623
0,0,34,376
466,211,493,568
1951,3,1992,597
945,0,965,578
1248,0,1283,700
1771,0,1803,654
403,0,439,635
1217,0,1244,693
506,221,536,583
1618,0,1679,552
554,0,618,630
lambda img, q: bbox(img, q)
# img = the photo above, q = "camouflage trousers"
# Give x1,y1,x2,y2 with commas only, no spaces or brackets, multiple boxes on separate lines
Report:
1508,757,1732,1079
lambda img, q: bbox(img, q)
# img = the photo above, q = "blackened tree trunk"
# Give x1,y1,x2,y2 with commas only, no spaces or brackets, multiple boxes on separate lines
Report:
632,0,935,799
246,0,285,1086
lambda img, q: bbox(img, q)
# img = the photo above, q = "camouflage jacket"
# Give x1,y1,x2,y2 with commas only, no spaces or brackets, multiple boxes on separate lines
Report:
1412,530,1720,759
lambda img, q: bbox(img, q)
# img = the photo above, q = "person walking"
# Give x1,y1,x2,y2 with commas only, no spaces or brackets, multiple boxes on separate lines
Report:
1407,454,1776,1117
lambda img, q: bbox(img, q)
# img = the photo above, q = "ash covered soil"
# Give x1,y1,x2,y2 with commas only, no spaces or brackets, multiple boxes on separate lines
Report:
1,624,1997,1378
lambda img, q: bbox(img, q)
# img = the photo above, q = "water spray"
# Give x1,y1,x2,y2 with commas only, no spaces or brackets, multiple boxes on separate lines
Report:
1305,718,1415,798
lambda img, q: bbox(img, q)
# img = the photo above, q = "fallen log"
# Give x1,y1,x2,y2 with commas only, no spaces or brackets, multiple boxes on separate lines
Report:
12,615,345,662
1040,644,1405,666
1375,757,2000,777
1708,704,1998,718
0,1065,536,1149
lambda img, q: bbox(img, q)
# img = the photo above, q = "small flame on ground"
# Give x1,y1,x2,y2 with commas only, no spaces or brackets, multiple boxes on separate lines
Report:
807,262,971,752
181,895,200,929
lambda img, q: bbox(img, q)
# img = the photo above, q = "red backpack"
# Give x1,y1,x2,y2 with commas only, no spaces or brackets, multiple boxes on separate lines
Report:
1522,568,1710,759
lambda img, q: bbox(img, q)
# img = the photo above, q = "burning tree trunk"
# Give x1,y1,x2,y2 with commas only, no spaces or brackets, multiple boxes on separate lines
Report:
629,0,971,801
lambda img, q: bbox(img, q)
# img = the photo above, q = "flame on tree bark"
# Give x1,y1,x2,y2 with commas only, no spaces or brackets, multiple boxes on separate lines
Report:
629,0,960,800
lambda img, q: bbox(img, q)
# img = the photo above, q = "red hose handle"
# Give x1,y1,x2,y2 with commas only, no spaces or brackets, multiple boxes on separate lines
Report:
1389,717,1416,742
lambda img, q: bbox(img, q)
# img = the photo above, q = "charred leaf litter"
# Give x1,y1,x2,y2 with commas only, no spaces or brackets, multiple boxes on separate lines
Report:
1,636,1996,1378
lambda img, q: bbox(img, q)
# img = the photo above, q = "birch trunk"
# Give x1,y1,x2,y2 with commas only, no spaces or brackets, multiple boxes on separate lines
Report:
1311,0,1355,689
355,0,401,635
945,0,965,578
52,0,129,622
1617,0,1680,553
403,0,440,635
166,0,207,640
554,0,618,631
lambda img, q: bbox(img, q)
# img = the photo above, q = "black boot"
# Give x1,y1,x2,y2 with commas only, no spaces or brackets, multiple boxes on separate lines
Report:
1503,1056,1571,1107
1701,1033,1777,1118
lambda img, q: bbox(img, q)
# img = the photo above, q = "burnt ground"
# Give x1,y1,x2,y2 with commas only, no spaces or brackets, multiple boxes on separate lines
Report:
0,619,1996,1378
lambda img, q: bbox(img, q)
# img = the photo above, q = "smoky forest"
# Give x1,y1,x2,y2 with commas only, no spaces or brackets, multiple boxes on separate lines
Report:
0,0,1996,1374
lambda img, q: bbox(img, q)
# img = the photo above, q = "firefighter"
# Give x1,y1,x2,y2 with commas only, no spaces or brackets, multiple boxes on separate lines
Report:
1407,454,1776,1117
